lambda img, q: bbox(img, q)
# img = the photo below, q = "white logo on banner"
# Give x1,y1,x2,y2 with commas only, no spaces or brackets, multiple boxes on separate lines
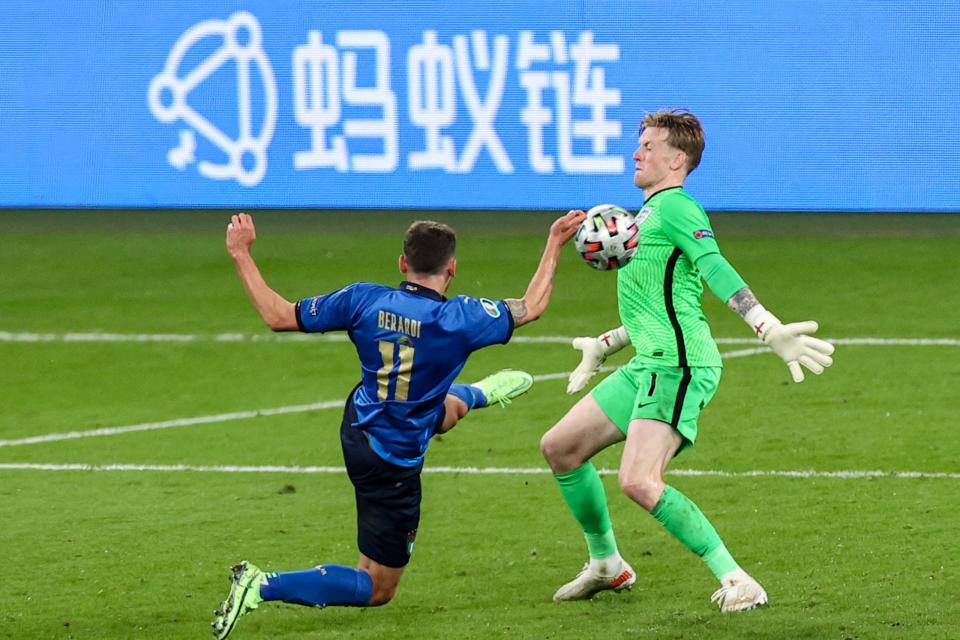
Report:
148,12,278,186
149,16,623,186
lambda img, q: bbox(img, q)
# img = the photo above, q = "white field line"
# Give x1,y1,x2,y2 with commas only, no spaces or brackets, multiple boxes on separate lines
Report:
1,333,955,450
0,354,757,449
4,334,956,480
2,331,960,347
0,401,344,448
0,462,956,480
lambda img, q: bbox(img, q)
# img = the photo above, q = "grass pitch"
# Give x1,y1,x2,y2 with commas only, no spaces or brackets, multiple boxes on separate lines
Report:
1,210,958,639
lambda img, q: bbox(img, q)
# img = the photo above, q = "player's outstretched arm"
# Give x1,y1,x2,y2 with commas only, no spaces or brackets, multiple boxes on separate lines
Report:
566,326,631,394
226,213,298,331
504,209,585,328
726,287,835,383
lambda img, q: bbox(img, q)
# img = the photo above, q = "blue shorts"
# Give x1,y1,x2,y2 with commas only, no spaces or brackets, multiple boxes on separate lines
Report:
340,388,423,568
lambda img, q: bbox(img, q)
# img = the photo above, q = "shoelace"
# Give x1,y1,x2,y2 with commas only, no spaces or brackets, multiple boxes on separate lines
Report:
490,394,513,408
486,382,523,408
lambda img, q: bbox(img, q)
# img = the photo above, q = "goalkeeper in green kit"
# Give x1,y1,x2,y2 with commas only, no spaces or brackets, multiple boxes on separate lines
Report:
540,109,835,611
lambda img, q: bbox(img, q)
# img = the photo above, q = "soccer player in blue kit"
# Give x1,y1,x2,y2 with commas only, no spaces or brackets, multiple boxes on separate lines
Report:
212,210,584,638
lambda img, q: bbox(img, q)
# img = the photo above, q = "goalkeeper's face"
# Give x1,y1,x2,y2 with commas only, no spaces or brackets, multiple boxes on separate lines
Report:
632,127,685,190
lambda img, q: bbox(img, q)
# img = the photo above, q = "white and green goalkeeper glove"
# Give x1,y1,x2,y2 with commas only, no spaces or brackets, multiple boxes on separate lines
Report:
744,305,835,383
566,325,630,394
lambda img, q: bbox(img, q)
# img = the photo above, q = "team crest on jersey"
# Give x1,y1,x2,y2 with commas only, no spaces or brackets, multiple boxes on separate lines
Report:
693,229,715,239
635,206,653,224
480,298,501,318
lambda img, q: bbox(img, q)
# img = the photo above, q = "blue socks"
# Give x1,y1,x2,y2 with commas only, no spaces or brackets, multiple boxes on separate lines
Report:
448,383,486,409
260,565,373,608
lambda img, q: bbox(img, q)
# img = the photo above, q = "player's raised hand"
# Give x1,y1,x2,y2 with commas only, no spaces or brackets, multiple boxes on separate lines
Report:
226,212,257,257
761,320,835,383
549,209,587,244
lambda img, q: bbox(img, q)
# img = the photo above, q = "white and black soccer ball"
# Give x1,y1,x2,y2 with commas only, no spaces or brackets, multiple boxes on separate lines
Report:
574,204,640,270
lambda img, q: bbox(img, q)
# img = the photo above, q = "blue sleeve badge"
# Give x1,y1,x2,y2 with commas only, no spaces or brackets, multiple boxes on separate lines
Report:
480,298,501,318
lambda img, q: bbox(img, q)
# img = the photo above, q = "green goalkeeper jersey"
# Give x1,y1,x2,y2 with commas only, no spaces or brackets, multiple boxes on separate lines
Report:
617,186,723,367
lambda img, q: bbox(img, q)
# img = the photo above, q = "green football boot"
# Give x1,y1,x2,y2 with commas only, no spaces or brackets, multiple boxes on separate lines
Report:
472,369,534,407
211,561,265,639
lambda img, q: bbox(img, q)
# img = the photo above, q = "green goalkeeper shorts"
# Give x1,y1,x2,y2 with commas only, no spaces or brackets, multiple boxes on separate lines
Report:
591,357,722,452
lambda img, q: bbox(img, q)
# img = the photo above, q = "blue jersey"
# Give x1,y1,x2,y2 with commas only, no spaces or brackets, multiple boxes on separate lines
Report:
296,281,514,467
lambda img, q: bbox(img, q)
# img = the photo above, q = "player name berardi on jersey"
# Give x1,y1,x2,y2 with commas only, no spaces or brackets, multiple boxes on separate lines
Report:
378,310,422,338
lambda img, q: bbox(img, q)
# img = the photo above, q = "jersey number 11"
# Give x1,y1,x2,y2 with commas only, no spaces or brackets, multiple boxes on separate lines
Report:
377,339,415,401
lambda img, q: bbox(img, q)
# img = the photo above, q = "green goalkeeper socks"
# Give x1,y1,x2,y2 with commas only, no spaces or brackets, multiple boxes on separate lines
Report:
651,485,738,579
555,463,619,560
554,469,740,576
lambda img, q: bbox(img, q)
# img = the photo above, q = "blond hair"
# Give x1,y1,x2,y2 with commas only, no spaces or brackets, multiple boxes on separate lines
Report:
641,109,705,174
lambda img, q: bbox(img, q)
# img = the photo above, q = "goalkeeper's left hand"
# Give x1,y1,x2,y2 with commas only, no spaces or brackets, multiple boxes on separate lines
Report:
746,307,835,383
566,337,607,394
566,326,631,394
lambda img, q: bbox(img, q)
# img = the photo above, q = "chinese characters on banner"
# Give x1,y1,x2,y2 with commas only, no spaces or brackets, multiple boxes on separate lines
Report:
292,30,623,175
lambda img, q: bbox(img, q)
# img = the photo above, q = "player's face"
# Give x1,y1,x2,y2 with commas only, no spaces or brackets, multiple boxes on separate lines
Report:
632,127,681,189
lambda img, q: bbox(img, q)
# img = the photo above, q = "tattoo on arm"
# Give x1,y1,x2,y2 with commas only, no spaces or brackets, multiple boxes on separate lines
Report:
726,287,760,319
504,298,529,325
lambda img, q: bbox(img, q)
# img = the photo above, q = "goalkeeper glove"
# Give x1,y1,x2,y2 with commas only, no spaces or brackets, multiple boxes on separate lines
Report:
566,325,630,394
744,305,835,383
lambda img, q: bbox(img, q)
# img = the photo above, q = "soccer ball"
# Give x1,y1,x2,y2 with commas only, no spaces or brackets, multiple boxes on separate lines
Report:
574,204,640,270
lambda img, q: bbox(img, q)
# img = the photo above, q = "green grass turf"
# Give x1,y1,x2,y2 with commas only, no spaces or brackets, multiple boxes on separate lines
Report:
1,210,958,639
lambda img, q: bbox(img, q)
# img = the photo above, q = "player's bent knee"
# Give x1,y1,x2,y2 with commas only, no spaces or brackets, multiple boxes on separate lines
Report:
540,432,589,473
367,585,397,607
438,395,469,433
447,394,468,419
539,431,555,459
358,559,404,607
618,474,663,512
366,574,400,606
539,430,570,466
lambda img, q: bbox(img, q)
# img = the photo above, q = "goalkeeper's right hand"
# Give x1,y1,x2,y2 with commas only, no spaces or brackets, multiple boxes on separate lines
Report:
566,326,630,394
